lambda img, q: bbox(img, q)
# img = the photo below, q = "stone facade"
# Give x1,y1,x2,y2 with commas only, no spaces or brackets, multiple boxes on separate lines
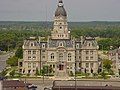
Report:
18,0,99,77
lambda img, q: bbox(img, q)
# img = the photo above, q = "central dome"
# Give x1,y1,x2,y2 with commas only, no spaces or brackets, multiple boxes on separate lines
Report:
55,0,67,16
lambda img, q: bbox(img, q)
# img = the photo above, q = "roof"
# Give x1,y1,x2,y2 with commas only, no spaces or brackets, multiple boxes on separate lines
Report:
49,39,73,48
3,80,30,88
109,48,120,54
53,86,120,90
55,0,67,16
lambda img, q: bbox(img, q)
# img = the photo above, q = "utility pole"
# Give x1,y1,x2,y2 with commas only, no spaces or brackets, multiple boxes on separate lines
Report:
75,62,77,90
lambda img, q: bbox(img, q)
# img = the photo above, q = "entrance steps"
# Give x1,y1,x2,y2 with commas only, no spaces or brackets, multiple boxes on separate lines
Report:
55,71,69,80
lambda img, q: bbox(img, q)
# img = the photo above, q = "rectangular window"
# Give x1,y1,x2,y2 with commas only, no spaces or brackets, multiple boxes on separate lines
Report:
28,51,31,54
86,51,89,54
90,51,93,55
33,51,36,54
28,63,31,68
90,63,94,68
90,56,93,60
28,56,31,60
42,50,45,52
86,63,89,68
33,63,36,68
33,56,36,60
86,56,89,60
42,56,45,58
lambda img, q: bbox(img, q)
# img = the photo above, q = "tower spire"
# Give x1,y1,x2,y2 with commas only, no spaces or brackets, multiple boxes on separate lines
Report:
58,0,63,6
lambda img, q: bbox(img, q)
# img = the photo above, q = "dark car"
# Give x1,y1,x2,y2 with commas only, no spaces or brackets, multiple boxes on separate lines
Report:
0,76,7,80
28,84,37,90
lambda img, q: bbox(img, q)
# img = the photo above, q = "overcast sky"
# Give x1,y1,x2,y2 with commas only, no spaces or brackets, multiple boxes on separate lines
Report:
0,0,120,22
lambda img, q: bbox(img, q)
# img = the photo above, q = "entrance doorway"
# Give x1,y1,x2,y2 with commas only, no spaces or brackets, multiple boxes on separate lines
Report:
59,64,64,70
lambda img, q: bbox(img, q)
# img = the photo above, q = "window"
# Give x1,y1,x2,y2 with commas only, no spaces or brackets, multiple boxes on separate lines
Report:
28,56,31,60
89,43,91,46
33,63,36,68
28,63,31,68
42,50,45,52
90,63,94,68
42,56,45,58
33,56,36,60
76,44,79,48
90,56,93,60
59,42,63,46
31,43,34,46
68,53,71,61
33,51,36,54
59,53,63,61
42,44,45,48
51,53,54,61
86,63,89,68
86,51,89,54
90,51,93,55
53,65,55,68
28,51,31,54
86,56,89,60
60,27,62,29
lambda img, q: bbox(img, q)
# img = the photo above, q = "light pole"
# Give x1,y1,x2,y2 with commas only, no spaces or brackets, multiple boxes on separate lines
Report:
75,62,77,90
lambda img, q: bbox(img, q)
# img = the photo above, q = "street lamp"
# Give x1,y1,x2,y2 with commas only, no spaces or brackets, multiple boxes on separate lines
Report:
75,62,77,90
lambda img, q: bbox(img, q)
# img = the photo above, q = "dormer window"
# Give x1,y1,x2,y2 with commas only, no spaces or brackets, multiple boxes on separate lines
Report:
42,44,45,48
76,44,79,48
88,43,91,46
59,42,63,46
31,43,34,46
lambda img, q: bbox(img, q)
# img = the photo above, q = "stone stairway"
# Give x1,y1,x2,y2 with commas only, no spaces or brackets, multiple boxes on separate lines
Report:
55,71,69,80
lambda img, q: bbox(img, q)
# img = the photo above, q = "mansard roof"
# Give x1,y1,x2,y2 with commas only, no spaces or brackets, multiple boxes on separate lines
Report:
49,39,73,48
23,37,40,48
81,37,98,49
109,48,120,54
55,6,67,16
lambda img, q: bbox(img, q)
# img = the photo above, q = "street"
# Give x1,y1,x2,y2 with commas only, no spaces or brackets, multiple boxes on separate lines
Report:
26,79,53,90
0,52,15,72
25,79,120,90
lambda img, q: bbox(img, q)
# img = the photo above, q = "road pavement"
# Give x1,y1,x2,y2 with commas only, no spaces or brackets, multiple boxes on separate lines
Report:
0,52,15,72
25,79,120,90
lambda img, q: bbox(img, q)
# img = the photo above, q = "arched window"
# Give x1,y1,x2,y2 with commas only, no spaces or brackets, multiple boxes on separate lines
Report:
51,53,54,61
68,53,71,61
59,53,63,61
59,42,63,46
31,43,34,46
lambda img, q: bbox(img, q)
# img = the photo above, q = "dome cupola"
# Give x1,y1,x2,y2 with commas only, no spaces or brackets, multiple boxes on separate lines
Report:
55,0,67,16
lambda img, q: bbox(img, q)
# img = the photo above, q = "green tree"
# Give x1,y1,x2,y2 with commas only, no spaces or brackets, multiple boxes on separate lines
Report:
102,59,113,72
35,68,40,76
15,47,23,59
1,69,7,76
10,70,15,77
100,70,107,79
40,65,53,76
6,56,18,66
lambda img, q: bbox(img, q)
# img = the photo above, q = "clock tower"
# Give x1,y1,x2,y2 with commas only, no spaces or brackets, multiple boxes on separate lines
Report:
51,0,70,39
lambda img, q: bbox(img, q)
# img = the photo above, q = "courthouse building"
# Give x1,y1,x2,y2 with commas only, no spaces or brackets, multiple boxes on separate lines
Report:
18,0,99,77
